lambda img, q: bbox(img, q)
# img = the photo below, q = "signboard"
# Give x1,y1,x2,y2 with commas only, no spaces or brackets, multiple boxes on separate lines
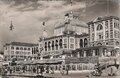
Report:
43,51,63,56
65,56,99,64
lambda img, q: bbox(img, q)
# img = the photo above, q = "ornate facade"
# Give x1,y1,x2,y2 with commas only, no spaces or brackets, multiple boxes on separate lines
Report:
88,16,120,57
39,15,120,61
39,12,89,59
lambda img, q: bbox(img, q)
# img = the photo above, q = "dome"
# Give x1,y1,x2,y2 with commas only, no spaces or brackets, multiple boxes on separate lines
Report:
55,17,87,29
69,18,87,27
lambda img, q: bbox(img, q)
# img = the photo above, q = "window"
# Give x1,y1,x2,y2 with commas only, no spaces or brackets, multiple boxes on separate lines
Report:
97,32,103,40
11,51,14,54
20,47,23,50
70,44,74,49
72,65,76,70
106,43,108,45
5,47,7,50
105,21,108,29
52,41,54,50
16,47,19,50
55,40,58,50
28,48,30,50
70,38,74,43
99,35,102,39
92,33,94,41
84,38,88,47
97,24,103,30
110,19,113,38
24,48,27,50
116,41,119,46
11,47,14,49
16,51,19,54
28,52,30,55
64,44,67,48
105,31,109,38
59,39,63,49
79,39,83,48
48,41,51,51
45,42,47,51
64,38,67,48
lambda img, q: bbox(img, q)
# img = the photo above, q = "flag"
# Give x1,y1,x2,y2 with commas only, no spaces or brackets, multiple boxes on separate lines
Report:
65,13,69,17
70,0,72,6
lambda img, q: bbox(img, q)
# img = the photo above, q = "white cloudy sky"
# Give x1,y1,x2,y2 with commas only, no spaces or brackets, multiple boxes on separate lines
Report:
0,0,119,51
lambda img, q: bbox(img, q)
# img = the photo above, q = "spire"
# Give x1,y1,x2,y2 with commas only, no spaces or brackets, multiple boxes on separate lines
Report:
64,0,73,21
70,0,73,13
10,20,14,31
42,21,48,38
63,0,74,35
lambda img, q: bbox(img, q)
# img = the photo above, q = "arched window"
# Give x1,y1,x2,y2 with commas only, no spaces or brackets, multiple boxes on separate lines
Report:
84,38,88,47
24,48,27,50
97,43,102,46
48,41,51,51
59,39,63,49
45,42,47,51
11,46,14,49
16,47,19,50
52,41,54,50
116,41,119,46
97,24,103,30
55,40,58,50
20,47,23,50
79,39,83,48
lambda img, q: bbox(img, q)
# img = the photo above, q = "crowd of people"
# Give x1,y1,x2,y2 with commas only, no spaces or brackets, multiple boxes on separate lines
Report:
0,64,70,76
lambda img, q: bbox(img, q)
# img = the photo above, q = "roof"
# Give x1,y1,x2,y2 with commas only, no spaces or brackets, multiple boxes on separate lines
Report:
4,42,38,47
55,19,88,29
55,12,88,29
43,33,89,41
17,59,63,65
87,16,119,25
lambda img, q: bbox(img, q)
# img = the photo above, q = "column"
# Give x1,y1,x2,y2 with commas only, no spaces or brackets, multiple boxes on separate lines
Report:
50,56,53,59
40,57,43,60
77,52,80,57
92,50,95,56
84,51,86,57
104,49,107,57
99,48,102,57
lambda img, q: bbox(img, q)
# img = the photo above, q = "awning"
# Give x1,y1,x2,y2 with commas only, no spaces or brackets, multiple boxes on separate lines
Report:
35,59,62,65
17,59,63,65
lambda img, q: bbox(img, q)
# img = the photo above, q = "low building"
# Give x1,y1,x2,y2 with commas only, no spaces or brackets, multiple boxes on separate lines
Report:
3,42,38,61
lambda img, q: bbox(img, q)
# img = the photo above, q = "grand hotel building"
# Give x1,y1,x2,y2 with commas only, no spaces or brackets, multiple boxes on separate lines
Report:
3,12,120,63
38,12,120,62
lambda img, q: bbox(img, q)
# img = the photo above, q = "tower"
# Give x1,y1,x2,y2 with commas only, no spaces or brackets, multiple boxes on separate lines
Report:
63,0,75,35
38,22,48,59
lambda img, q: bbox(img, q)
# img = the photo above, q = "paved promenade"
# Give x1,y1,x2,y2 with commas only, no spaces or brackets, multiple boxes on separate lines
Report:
3,70,120,78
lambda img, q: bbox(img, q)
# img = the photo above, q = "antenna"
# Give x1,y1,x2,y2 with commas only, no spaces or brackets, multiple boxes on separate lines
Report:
10,20,14,31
